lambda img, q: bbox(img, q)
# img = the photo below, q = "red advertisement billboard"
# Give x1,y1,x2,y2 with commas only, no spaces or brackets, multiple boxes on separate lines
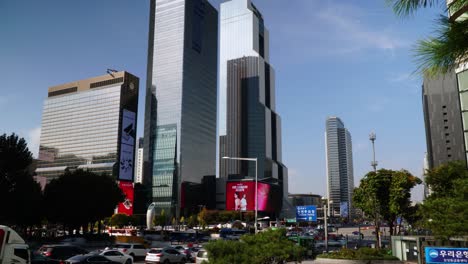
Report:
226,181,280,212
118,181,134,215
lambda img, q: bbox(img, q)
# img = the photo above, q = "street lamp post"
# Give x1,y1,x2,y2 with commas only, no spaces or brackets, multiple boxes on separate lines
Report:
222,156,258,233
322,197,329,253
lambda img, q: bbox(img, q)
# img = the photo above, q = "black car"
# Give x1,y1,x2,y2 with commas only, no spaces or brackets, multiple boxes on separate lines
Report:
66,255,120,264
37,245,88,264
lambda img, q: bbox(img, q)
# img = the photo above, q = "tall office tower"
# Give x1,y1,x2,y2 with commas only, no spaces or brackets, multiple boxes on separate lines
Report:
218,0,288,204
36,72,139,182
143,0,218,217
134,138,144,184
422,71,465,169
218,0,269,161
325,117,354,220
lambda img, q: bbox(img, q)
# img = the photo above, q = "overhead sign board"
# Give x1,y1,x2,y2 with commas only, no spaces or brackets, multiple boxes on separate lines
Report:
296,205,317,222
425,247,468,263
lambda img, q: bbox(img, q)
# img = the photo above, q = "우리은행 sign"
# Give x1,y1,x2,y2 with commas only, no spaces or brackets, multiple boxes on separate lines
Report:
425,247,468,263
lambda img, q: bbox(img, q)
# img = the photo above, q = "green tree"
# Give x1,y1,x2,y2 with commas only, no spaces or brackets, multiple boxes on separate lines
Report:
420,161,468,238
0,133,43,228
153,209,167,228
44,169,124,233
387,0,468,75
110,214,130,228
204,229,304,264
186,215,199,228
353,169,421,243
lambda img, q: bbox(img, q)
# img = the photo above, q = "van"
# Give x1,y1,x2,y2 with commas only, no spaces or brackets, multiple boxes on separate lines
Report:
0,225,30,264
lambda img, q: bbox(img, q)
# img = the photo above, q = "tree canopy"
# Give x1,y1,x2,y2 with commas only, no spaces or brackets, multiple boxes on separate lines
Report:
387,0,468,75
353,169,421,240
43,169,124,232
420,161,468,238
0,133,42,227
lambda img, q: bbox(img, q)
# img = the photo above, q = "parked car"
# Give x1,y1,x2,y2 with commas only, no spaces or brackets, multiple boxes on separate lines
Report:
114,244,147,259
37,245,88,264
66,254,119,264
195,250,208,264
99,250,133,264
145,248,186,264
172,246,194,263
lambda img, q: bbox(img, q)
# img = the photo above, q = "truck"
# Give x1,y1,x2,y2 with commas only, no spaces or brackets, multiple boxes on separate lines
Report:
0,225,30,264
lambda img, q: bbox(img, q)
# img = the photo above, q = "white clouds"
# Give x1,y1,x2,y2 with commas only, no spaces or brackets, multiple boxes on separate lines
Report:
27,126,41,158
274,1,408,62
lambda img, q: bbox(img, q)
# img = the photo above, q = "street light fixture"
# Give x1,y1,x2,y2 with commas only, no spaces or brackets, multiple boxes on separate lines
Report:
222,156,258,233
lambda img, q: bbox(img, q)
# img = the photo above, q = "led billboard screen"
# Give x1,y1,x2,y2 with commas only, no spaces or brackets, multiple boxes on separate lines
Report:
118,181,134,215
225,181,280,213
119,109,136,181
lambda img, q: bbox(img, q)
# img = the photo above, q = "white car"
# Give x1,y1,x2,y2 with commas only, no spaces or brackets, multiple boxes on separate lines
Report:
114,243,148,258
195,250,208,264
145,248,186,264
100,250,133,264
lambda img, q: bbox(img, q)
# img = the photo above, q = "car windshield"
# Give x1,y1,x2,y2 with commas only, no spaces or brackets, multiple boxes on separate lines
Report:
148,249,162,254
197,251,208,258
115,245,131,249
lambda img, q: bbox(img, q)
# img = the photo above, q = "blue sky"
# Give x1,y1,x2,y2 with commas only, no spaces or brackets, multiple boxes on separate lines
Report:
0,0,442,200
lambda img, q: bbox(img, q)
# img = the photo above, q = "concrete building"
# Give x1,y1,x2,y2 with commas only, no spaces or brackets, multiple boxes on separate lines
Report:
36,71,139,182
143,0,218,217
325,117,354,220
422,71,465,169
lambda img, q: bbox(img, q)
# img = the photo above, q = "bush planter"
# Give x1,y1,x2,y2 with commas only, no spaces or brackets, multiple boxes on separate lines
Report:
315,258,402,264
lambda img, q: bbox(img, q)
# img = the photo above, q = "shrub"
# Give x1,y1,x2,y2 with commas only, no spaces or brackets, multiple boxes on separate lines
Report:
318,248,399,260
204,229,304,264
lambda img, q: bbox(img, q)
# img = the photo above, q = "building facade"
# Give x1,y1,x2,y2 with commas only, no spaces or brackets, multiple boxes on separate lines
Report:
325,117,354,220
218,0,270,138
143,0,218,217
422,71,465,169
456,67,468,164
218,0,288,212
134,138,144,184
36,71,139,182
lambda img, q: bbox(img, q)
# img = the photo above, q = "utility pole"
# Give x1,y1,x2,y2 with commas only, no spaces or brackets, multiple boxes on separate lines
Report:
369,132,381,248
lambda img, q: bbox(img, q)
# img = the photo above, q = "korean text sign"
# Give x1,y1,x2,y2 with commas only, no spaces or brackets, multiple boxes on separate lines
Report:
425,247,468,263
296,205,317,222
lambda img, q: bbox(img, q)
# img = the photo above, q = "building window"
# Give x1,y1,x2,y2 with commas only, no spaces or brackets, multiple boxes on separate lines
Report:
443,105,447,108
445,133,450,136
448,154,452,158
444,119,448,122
446,140,450,143
445,126,449,129
447,147,451,150
443,112,447,115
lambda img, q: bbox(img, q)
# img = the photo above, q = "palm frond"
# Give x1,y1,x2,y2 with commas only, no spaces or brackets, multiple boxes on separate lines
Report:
387,0,440,16
415,15,468,76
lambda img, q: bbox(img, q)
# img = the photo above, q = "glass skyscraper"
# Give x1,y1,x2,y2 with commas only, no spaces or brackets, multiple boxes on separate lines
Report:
218,0,288,210
36,71,139,182
143,0,218,217
325,117,354,220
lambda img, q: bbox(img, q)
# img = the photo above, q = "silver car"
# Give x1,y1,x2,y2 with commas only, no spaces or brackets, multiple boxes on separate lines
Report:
145,248,186,264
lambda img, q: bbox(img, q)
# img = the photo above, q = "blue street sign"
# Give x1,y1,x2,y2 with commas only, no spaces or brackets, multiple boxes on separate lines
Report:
295,205,317,222
425,247,468,263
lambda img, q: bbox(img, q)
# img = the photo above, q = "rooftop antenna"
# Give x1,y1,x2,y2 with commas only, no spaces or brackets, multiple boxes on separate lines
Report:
107,68,118,78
